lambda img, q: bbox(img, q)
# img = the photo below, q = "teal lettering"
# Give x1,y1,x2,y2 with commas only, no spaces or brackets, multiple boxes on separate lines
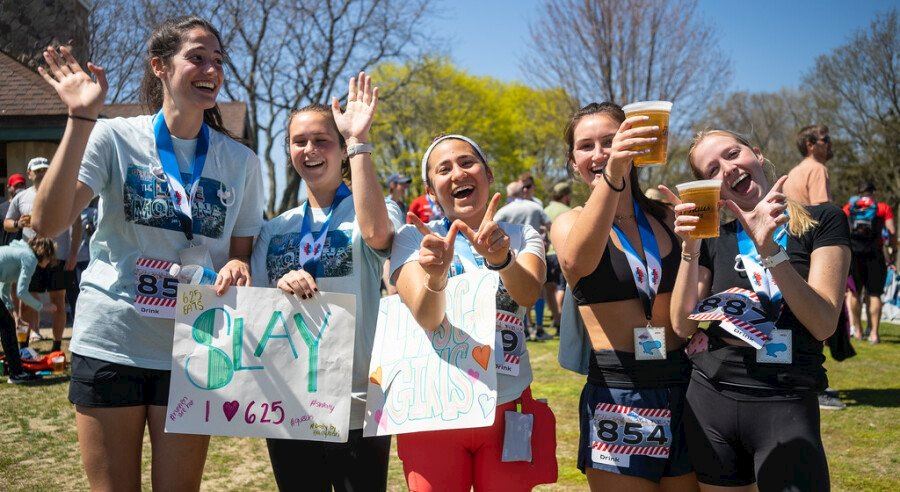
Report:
233,317,263,371
255,311,299,359
294,312,331,392
186,308,233,390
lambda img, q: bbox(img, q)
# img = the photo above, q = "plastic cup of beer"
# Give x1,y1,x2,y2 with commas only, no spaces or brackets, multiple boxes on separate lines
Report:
675,180,722,239
16,325,27,344
622,101,673,167
51,355,66,374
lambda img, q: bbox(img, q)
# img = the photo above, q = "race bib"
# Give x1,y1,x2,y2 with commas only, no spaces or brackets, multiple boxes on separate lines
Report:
494,311,525,376
133,257,179,319
590,402,671,468
633,326,666,361
689,288,777,349
756,329,792,364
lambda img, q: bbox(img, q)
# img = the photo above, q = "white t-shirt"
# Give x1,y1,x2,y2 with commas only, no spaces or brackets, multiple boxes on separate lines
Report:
71,115,265,369
6,186,73,260
390,220,545,404
251,195,404,429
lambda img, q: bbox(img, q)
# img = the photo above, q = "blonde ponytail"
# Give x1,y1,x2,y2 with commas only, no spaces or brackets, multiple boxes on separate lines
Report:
786,199,818,237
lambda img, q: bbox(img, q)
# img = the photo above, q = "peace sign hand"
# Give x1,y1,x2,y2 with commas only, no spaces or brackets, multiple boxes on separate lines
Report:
331,71,379,144
408,213,459,290
456,193,510,266
725,176,790,256
38,46,107,119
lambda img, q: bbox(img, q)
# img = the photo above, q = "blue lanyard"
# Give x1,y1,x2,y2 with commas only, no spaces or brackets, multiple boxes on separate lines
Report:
298,183,351,277
610,200,662,321
153,111,209,241
440,218,483,275
736,222,789,318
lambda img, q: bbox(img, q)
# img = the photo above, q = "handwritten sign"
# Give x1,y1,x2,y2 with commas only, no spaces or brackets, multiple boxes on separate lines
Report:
165,285,356,442
364,270,499,436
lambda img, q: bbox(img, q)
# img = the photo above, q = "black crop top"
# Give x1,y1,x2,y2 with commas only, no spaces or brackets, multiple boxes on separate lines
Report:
572,219,681,305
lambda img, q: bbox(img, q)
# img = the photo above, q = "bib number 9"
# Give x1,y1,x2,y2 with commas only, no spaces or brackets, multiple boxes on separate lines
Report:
137,274,179,298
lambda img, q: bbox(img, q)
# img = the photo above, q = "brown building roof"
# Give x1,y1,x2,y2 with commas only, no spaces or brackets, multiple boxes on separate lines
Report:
0,49,67,116
103,102,250,142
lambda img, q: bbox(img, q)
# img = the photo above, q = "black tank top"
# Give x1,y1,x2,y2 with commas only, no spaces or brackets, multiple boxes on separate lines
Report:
572,220,681,305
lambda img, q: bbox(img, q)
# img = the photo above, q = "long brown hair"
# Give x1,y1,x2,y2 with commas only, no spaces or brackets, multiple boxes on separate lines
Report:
285,104,351,184
688,129,818,237
139,16,233,137
28,237,57,266
563,102,669,222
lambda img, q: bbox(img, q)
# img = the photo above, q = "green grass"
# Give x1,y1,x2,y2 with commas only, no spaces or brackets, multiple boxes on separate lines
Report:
2,324,898,491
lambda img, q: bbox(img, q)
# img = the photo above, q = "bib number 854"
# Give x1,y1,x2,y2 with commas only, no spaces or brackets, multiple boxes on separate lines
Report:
595,419,668,446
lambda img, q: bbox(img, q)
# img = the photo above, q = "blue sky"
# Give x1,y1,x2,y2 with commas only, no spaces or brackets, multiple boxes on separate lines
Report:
428,0,897,93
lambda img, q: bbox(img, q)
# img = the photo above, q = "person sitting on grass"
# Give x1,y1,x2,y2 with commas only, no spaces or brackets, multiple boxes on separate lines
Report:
0,237,56,384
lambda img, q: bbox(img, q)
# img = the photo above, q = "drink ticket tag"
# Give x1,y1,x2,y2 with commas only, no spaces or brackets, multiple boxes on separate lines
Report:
756,329,792,364
133,257,179,319
495,311,524,377
689,288,777,349
633,326,666,360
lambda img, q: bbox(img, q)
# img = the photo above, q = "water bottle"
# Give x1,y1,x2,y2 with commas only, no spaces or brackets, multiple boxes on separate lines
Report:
169,264,218,286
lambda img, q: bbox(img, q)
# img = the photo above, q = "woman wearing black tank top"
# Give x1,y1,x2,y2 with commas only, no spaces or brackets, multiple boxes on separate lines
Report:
550,103,697,491
661,129,850,491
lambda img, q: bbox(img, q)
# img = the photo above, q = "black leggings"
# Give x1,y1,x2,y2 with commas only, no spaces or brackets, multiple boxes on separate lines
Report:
266,429,391,492
684,374,829,490
0,301,22,375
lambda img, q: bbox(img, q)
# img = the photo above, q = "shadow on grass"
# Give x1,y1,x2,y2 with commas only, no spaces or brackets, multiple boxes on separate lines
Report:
840,388,900,408
6,375,70,387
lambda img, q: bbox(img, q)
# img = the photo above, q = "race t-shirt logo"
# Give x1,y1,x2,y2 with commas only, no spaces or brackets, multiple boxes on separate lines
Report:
266,229,353,283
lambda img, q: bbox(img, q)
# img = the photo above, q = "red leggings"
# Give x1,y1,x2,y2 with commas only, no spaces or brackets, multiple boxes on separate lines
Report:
397,387,557,491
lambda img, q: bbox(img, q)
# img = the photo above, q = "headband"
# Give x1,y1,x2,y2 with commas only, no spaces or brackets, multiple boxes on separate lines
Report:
420,134,488,184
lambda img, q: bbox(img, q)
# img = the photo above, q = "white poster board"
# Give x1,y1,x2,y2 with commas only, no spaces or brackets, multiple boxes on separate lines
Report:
364,270,499,436
165,285,356,442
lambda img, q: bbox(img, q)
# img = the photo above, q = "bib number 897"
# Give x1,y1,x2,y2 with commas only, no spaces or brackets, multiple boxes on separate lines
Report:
596,419,668,446
137,274,178,298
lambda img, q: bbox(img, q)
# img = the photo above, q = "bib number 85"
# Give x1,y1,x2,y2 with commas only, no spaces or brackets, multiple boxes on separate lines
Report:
595,419,668,446
137,274,179,298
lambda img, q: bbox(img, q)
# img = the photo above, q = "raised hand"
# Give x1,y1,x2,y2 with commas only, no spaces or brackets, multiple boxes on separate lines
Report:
331,71,378,144
456,193,510,266
658,184,703,243
606,116,658,180
725,175,789,256
408,212,459,289
38,46,107,119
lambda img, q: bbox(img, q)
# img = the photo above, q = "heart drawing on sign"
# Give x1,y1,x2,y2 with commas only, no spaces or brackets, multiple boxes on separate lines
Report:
222,401,239,421
478,393,496,418
373,409,388,431
467,369,480,381
472,345,492,370
369,366,383,386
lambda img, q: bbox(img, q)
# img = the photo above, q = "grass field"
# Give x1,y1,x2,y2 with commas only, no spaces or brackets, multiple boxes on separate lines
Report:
1,323,898,491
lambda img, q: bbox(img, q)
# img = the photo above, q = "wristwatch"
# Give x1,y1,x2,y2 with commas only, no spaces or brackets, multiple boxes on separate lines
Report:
347,142,374,158
761,247,789,269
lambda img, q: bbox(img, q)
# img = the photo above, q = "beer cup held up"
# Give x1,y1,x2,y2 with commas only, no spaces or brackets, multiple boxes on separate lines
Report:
622,101,672,167
676,180,722,239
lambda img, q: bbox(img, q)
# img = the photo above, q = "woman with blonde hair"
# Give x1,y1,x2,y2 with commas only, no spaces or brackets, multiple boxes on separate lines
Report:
660,129,850,491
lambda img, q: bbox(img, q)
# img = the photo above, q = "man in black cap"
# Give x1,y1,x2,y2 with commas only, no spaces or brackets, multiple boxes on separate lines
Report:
386,172,412,215
843,181,896,344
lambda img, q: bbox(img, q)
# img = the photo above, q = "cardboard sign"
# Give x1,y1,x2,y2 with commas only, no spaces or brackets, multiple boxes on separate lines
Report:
364,270,499,436
165,285,356,442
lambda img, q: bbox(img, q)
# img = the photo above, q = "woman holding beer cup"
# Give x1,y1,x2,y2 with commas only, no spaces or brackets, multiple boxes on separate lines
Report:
661,130,850,490
550,102,697,490
390,134,558,491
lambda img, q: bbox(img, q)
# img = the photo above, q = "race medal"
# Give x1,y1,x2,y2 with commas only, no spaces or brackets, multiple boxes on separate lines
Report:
590,402,672,468
179,244,214,271
495,311,524,376
133,257,179,319
633,326,666,361
756,328,792,364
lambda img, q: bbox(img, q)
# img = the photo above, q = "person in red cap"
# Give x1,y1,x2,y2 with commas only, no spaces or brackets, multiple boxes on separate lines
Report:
0,174,27,247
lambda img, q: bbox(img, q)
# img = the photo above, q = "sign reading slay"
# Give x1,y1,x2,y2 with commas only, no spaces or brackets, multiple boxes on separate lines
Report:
364,271,499,436
165,285,356,442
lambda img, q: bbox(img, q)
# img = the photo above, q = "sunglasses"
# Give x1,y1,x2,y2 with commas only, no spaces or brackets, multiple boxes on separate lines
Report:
818,136,831,144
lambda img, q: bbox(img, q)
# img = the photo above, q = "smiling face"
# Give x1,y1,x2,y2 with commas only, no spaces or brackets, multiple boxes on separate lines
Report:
570,114,620,188
154,27,224,113
288,110,346,192
426,139,493,222
689,133,769,211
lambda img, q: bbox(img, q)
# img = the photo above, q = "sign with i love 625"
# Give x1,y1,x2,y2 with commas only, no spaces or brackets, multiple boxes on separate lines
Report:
165,285,356,442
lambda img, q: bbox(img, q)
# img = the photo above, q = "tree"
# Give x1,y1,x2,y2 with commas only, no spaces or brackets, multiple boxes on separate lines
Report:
369,59,573,200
